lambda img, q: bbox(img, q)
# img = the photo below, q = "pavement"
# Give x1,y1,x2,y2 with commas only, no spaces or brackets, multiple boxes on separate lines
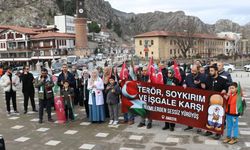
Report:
0,71,250,150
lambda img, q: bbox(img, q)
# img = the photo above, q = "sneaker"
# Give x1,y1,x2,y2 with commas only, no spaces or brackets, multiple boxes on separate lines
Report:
170,127,174,131
184,126,193,131
14,111,19,114
33,110,38,112
228,138,238,144
39,120,43,124
128,120,134,125
24,111,27,114
147,123,152,129
109,120,114,125
204,131,213,136
48,118,54,123
223,137,231,143
162,126,169,130
113,120,119,125
213,134,221,140
7,111,11,116
137,122,146,127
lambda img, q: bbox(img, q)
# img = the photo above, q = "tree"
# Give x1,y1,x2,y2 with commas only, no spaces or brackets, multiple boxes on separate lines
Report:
113,22,122,37
106,19,112,29
175,17,197,58
88,21,101,33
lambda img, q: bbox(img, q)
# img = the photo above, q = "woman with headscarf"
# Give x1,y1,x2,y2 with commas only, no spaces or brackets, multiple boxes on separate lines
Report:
87,69,105,122
102,66,112,118
162,67,179,131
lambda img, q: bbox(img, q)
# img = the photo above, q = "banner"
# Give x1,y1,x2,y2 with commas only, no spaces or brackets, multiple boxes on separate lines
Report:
121,80,226,134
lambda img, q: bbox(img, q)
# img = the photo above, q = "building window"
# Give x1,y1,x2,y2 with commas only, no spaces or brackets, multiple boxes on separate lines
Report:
174,40,176,45
7,32,14,39
170,40,172,45
139,40,142,45
16,33,23,38
151,40,154,45
151,51,153,55
170,49,172,54
140,51,142,55
0,34,6,39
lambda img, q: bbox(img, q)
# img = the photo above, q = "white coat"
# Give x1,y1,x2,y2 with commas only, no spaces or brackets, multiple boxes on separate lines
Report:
0,73,19,92
87,77,104,105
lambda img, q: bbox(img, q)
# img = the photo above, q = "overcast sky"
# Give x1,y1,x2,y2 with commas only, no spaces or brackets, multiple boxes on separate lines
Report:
106,0,250,25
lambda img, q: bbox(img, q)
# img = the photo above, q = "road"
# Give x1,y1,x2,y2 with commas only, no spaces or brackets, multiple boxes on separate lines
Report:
0,71,249,150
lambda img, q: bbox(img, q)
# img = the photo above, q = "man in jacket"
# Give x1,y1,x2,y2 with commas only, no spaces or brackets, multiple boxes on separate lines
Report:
201,63,228,140
35,68,54,123
217,62,233,86
21,66,37,114
0,67,19,115
57,64,75,89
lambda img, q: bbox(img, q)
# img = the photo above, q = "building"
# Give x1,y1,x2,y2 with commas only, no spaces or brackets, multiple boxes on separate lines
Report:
0,25,75,66
241,39,250,55
217,32,242,56
54,15,75,34
134,31,226,60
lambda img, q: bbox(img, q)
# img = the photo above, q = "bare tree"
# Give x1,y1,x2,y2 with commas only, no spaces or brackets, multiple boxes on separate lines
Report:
175,17,197,58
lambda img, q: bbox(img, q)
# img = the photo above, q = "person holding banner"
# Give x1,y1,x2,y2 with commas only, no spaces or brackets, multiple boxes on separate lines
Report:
61,80,75,122
87,69,105,123
201,63,228,140
162,67,179,131
137,66,152,129
35,68,54,124
183,65,204,131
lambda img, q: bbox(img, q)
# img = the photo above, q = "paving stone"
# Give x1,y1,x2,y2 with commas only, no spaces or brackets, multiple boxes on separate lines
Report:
119,148,134,150
79,144,95,149
95,133,109,137
45,140,61,146
80,122,91,126
166,137,180,143
129,135,143,141
9,116,20,120
64,130,78,135
238,122,248,126
30,118,39,122
36,128,50,132
245,142,250,147
204,139,219,145
27,111,36,114
240,131,250,135
14,137,30,142
11,125,24,129
108,124,120,128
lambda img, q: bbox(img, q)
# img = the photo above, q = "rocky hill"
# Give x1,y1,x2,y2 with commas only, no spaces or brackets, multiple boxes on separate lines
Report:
0,0,249,41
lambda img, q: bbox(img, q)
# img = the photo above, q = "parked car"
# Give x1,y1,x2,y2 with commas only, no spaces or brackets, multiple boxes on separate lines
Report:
223,63,235,73
67,55,80,67
76,58,88,70
51,62,63,73
244,64,250,72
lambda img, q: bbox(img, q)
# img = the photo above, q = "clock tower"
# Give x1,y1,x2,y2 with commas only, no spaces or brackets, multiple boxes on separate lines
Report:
74,0,88,56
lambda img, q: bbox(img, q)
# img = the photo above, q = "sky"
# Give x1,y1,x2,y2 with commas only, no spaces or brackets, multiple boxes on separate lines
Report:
105,0,250,25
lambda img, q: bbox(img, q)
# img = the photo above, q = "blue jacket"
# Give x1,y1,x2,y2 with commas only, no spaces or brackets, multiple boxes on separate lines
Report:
219,70,232,85
184,73,203,89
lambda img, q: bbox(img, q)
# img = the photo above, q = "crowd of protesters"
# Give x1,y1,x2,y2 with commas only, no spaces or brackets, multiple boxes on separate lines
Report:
0,58,244,145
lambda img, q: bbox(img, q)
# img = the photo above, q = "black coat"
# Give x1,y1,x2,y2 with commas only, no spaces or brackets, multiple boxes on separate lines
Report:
205,75,228,92
21,72,35,93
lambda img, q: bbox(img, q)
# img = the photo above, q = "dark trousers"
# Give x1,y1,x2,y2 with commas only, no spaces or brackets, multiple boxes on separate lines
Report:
74,89,80,105
39,99,52,121
0,136,6,150
23,92,36,111
65,105,74,120
84,99,89,118
5,91,17,112
165,122,175,128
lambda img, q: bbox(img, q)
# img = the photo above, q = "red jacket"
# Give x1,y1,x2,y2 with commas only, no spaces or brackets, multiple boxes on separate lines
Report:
226,93,238,115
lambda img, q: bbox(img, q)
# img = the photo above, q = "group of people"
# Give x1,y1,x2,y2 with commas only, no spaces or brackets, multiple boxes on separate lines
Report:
0,59,242,145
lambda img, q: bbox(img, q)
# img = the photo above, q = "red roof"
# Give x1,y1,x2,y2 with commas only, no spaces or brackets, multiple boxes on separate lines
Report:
33,27,59,32
31,32,75,39
0,25,37,34
135,31,226,40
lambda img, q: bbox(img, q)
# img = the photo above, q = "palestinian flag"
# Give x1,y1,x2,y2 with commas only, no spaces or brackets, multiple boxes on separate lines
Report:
130,100,147,118
237,82,243,114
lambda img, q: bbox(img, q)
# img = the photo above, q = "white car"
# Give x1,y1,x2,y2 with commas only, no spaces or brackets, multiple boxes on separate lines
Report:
244,64,250,72
223,63,235,73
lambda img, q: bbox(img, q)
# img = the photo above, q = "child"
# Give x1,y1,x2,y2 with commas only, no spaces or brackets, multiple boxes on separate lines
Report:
223,82,241,144
105,75,121,125
61,80,75,121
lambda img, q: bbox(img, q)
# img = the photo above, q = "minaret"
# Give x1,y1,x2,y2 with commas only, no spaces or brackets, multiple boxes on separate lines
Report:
74,0,88,56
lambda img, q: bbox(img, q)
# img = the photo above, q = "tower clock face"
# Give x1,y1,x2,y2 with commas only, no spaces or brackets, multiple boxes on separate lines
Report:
79,8,84,14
